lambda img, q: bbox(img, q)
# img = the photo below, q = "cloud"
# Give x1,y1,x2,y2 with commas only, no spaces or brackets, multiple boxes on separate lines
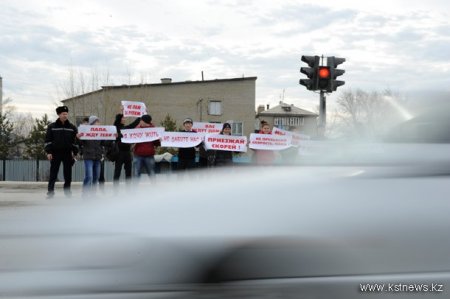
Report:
260,3,356,34
1,0,450,119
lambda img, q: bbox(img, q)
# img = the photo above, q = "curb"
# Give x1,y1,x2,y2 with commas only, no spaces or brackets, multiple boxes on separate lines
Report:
0,181,88,189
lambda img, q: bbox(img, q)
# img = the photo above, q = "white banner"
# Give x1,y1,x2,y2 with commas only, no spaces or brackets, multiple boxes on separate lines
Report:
272,127,310,147
192,122,223,134
120,127,165,143
121,101,147,117
160,132,204,148
78,125,117,140
204,134,248,152
249,133,292,150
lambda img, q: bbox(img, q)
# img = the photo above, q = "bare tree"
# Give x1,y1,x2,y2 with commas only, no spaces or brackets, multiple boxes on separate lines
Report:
55,66,155,126
10,112,34,138
0,97,13,115
55,67,105,120
0,98,36,159
335,89,404,139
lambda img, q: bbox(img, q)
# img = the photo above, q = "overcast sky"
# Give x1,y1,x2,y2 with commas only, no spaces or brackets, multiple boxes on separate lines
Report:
1,0,450,118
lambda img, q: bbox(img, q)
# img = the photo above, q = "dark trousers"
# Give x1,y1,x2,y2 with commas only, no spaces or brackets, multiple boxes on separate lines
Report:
113,151,132,183
198,157,208,168
98,160,105,190
178,157,196,170
99,160,105,187
48,152,73,192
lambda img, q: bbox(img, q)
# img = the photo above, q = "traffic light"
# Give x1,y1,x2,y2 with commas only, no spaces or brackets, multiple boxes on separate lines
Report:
299,55,320,91
317,66,331,91
326,56,345,92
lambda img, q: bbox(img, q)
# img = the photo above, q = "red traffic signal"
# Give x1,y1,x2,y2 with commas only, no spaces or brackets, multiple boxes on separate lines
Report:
318,67,330,79
317,67,331,90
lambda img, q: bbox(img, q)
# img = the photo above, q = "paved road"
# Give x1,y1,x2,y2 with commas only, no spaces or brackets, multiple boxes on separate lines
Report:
0,177,175,208
0,182,85,208
0,171,216,208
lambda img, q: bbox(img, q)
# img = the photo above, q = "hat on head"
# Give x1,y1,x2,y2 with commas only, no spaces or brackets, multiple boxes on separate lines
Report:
183,118,193,124
56,106,69,114
88,115,99,125
222,122,231,130
141,114,152,124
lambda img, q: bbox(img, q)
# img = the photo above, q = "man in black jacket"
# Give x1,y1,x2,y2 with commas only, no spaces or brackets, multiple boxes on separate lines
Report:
113,113,141,185
44,106,78,198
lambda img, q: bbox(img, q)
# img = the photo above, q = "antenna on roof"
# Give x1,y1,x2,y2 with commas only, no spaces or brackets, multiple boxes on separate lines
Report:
280,88,285,103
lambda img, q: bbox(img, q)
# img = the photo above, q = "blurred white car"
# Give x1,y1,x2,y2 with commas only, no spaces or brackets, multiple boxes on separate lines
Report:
0,106,449,299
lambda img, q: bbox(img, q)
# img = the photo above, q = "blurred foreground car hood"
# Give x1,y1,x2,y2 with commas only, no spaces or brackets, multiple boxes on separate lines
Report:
1,166,450,298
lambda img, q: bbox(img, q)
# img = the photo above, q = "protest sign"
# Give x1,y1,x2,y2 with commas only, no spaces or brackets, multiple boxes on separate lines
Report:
121,101,147,117
160,132,204,148
204,134,247,152
272,127,310,147
78,125,117,140
120,127,165,143
192,122,223,134
249,133,292,150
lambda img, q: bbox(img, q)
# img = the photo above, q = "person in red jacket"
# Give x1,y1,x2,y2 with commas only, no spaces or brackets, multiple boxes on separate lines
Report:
133,114,160,178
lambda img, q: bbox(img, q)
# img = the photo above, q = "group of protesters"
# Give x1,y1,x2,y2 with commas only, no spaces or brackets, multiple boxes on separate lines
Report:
44,105,272,198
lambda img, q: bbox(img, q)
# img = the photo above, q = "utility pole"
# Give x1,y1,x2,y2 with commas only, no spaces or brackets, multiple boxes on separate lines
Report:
319,90,326,137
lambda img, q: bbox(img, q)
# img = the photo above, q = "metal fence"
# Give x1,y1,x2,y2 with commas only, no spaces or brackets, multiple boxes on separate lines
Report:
0,156,254,182
0,159,173,182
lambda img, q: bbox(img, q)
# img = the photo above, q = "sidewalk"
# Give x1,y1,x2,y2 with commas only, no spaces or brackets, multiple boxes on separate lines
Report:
0,181,118,203
0,181,86,189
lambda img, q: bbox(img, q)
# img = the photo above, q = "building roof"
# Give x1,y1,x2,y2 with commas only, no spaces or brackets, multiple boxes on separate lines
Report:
258,102,318,117
62,76,257,102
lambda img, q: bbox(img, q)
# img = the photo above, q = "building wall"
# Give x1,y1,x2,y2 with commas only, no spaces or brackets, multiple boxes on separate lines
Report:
63,77,256,137
256,115,318,137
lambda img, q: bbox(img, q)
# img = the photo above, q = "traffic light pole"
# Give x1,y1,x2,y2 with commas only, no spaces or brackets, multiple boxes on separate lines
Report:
319,90,326,138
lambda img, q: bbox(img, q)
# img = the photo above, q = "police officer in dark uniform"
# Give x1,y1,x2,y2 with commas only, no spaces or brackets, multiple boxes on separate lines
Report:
45,106,79,198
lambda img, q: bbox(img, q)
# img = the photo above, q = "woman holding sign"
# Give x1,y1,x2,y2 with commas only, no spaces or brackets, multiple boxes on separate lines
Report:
213,123,234,167
253,121,276,165
177,118,197,170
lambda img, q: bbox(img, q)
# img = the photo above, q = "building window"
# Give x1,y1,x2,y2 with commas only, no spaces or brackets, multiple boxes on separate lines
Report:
208,101,222,115
231,122,243,136
274,117,304,127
